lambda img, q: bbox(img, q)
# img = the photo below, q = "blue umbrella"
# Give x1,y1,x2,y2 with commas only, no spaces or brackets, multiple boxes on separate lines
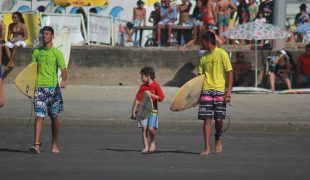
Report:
295,22,310,34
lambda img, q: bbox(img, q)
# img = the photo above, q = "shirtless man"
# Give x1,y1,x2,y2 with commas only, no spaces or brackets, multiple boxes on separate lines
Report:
216,0,236,36
177,0,192,26
127,0,146,42
203,0,217,26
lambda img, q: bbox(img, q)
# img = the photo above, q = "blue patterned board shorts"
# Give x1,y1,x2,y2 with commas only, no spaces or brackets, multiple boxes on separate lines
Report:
138,111,159,129
198,90,226,120
33,87,64,118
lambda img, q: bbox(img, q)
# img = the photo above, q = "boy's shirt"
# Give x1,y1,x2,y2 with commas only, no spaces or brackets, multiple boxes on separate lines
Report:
198,47,233,92
135,81,164,110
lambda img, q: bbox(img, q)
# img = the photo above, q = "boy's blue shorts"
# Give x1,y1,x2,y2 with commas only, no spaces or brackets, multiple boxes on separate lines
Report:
138,112,159,129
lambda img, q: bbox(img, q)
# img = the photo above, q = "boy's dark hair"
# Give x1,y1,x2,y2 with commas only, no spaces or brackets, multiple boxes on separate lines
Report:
300,4,306,11
201,31,216,45
140,67,155,80
137,0,144,6
42,26,54,36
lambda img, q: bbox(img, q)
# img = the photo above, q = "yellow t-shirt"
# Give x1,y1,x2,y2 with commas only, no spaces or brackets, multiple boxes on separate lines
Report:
198,47,233,92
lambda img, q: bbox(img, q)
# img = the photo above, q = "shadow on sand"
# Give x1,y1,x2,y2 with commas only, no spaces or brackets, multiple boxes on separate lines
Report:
102,148,199,155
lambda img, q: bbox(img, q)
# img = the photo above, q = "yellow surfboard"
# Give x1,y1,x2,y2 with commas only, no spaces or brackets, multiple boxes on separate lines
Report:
14,63,37,98
170,74,205,111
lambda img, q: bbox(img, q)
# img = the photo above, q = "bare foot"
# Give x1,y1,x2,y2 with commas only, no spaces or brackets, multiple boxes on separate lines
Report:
149,143,156,153
52,144,60,154
7,61,15,68
127,38,133,42
215,140,223,153
29,145,40,154
200,150,210,156
141,147,149,154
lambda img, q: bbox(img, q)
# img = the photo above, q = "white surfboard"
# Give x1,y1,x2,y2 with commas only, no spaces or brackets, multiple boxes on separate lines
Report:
53,28,71,82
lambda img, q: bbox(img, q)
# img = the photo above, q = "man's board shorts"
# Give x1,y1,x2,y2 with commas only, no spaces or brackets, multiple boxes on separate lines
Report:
33,87,64,118
138,111,159,129
198,90,226,120
218,14,230,27
5,40,26,48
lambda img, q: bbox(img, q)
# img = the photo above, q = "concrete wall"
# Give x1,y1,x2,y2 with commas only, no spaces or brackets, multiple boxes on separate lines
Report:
1,46,305,87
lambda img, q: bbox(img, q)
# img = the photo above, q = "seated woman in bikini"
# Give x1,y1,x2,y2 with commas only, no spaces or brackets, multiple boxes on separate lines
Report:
5,12,28,69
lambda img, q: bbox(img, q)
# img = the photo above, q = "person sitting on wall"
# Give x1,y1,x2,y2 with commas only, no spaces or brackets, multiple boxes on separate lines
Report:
268,50,294,91
127,0,146,44
149,2,161,43
157,0,177,47
4,12,28,69
297,44,310,87
232,52,255,87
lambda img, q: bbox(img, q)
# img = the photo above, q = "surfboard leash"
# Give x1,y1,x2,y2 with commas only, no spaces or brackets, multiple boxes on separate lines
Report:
222,103,232,133
18,98,34,152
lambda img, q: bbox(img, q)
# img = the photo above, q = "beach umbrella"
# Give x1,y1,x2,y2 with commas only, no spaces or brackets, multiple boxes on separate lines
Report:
223,21,290,87
295,22,310,34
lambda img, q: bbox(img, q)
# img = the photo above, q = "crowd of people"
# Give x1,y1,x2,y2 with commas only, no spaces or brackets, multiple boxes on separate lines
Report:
232,45,310,91
0,2,309,157
126,0,281,47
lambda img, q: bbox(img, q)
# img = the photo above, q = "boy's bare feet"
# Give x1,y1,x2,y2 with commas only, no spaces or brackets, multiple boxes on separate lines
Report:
200,149,210,156
141,147,149,154
149,142,156,153
52,144,60,154
29,145,40,154
215,140,223,153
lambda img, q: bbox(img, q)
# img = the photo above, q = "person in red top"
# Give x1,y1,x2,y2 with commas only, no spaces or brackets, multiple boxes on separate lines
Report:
131,67,164,154
297,44,310,87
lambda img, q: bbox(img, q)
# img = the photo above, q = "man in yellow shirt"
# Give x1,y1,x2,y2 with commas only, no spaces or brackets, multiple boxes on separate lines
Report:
198,31,233,156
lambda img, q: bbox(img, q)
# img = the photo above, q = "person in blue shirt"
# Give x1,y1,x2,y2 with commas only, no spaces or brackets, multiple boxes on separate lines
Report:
156,0,177,46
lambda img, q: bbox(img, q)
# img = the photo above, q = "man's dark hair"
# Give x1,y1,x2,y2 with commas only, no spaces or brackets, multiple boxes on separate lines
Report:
137,0,144,6
42,26,54,36
140,67,155,80
300,4,307,11
201,31,216,45
306,44,310,49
